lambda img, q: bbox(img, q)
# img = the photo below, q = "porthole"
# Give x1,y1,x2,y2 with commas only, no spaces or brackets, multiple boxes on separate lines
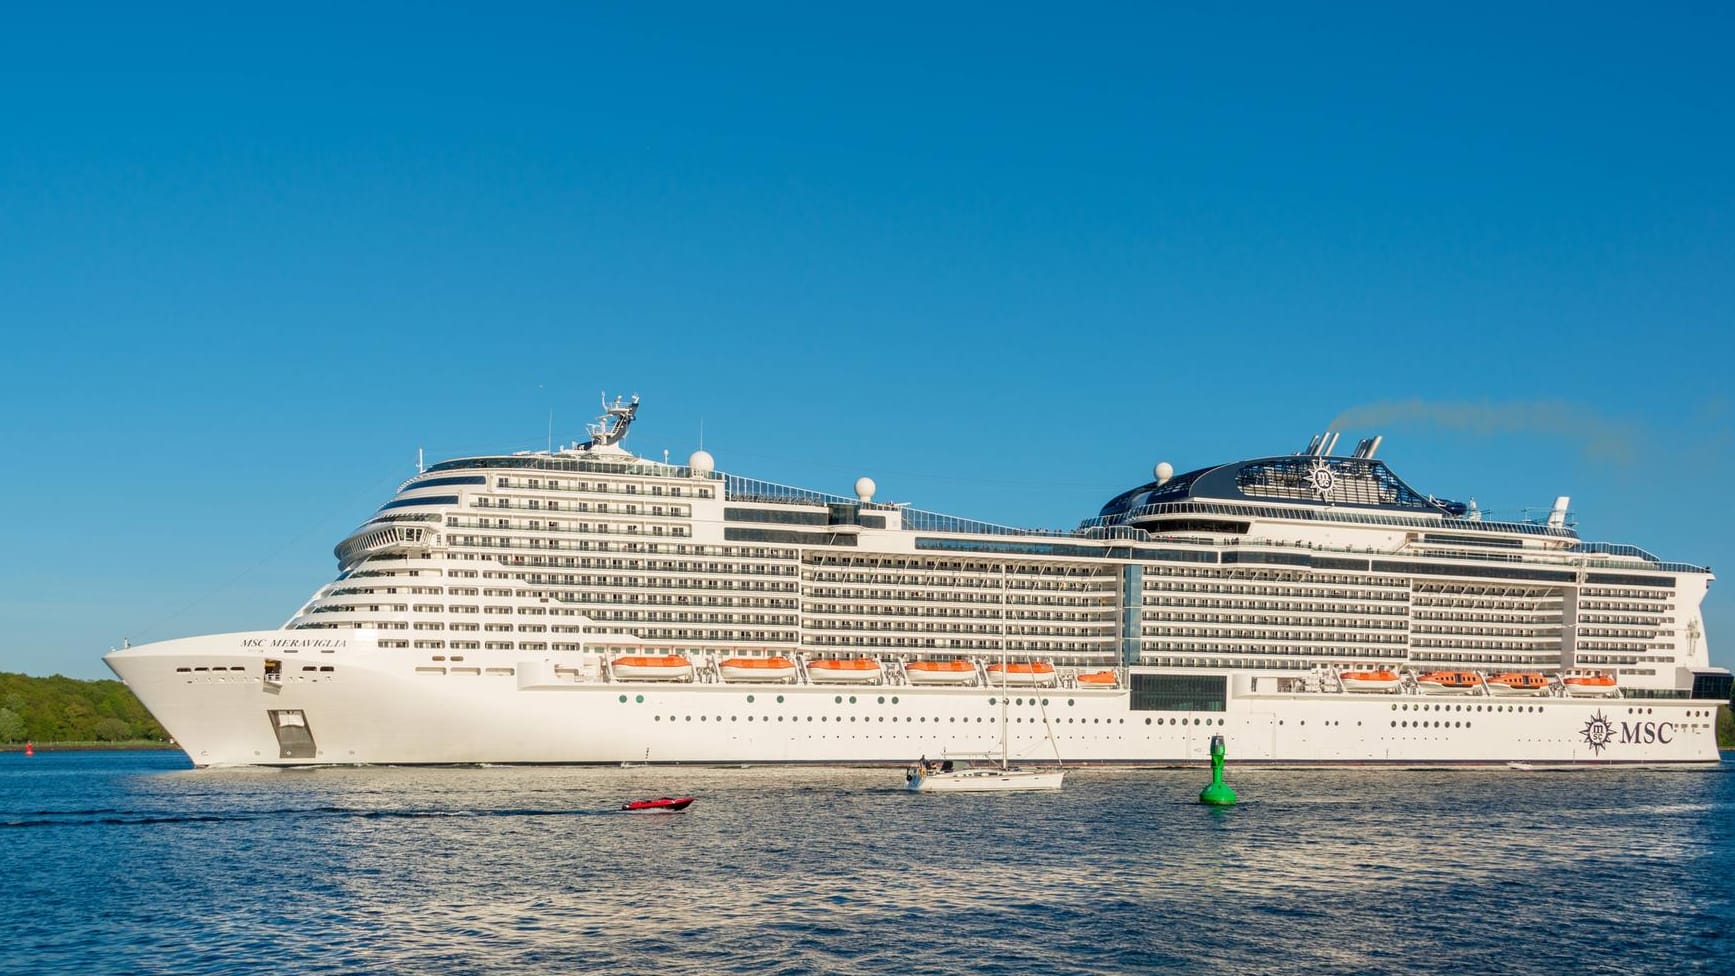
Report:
777,695,785,703
654,715,661,721
1070,699,1076,707
1145,718,1151,725
891,697,899,704
877,696,885,704
747,695,755,703
618,695,628,703
849,696,857,704
1016,698,1024,706
635,695,644,703
835,696,843,704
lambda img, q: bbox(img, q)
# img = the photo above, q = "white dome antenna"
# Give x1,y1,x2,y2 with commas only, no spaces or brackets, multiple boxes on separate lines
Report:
855,477,876,503
1154,462,1173,486
689,450,715,476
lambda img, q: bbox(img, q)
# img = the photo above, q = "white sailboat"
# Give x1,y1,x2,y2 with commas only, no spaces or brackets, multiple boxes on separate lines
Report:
904,568,1066,793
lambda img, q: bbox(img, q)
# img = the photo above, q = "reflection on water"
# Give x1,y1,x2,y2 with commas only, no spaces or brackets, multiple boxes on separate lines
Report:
1,752,1729,975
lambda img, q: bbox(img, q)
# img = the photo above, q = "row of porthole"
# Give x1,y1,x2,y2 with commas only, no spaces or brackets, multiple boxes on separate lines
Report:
624,693,1077,707
637,714,1239,730
1394,703,1541,712
1392,721,1472,728
653,715,1032,724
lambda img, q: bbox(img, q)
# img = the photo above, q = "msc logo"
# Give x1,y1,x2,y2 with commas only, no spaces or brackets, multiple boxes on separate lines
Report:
1579,711,1615,754
1579,710,1677,754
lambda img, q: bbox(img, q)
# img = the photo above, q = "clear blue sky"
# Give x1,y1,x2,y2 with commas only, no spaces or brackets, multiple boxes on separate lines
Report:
2,4,1730,679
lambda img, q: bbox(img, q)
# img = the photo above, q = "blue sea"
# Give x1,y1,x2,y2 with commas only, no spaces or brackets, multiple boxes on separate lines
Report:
2,751,1730,975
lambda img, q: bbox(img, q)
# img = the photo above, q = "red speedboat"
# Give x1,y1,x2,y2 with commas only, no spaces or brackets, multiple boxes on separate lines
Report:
621,796,695,812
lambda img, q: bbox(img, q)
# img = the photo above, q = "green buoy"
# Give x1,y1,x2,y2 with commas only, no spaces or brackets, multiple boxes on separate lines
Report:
1199,734,1237,806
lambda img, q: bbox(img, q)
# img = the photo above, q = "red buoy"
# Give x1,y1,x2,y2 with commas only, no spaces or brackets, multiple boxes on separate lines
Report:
23,740,33,757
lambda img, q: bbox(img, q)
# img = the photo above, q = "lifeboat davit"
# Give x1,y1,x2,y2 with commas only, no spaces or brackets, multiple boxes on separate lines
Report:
986,661,1057,687
717,656,798,683
1415,670,1480,695
905,659,978,685
1485,672,1550,696
621,796,695,813
1075,670,1119,688
1339,669,1402,693
808,658,884,684
611,655,695,682
1563,673,1619,697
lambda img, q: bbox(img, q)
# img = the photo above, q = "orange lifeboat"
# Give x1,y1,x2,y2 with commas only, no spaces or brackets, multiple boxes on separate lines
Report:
1563,673,1619,697
1414,670,1480,695
1339,669,1402,693
807,658,885,684
905,659,978,686
1485,672,1549,697
986,661,1057,687
611,655,695,682
717,656,798,683
1076,670,1119,688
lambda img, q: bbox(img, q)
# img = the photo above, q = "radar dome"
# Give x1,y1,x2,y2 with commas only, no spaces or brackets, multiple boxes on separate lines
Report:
854,477,876,502
688,450,715,475
1154,461,1174,485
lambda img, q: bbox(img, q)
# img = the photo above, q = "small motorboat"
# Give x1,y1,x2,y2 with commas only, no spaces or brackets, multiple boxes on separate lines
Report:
905,659,979,685
1415,670,1480,695
986,661,1057,687
611,655,695,682
1485,672,1550,696
1563,673,1619,697
717,656,798,683
621,796,695,813
807,658,884,684
1339,669,1402,693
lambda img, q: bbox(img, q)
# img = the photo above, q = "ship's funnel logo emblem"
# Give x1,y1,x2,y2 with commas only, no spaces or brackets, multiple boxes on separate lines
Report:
1579,710,1615,755
1306,461,1336,498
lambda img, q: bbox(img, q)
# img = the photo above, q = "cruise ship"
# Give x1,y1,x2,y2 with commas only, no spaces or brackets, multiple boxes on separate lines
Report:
106,396,1730,768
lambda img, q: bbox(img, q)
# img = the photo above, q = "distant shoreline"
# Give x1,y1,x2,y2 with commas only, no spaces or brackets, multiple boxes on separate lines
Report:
1,741,177,753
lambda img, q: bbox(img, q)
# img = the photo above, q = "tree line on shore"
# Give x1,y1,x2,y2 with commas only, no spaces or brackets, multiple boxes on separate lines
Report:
0,672,168,744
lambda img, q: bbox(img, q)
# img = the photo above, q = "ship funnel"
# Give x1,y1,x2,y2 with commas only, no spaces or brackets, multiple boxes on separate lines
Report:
1323,432,1340,456
1300,434,1324,456
1364,435,1381,459
1547,496,1571,527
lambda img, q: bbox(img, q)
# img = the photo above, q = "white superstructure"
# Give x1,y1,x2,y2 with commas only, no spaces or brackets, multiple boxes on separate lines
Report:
107,397,1730,768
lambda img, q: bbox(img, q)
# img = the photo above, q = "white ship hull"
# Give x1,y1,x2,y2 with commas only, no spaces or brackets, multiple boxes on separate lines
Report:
106,630,1724,768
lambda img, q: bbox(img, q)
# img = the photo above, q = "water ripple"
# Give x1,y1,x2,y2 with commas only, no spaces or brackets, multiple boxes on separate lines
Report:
0,752,1729,974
